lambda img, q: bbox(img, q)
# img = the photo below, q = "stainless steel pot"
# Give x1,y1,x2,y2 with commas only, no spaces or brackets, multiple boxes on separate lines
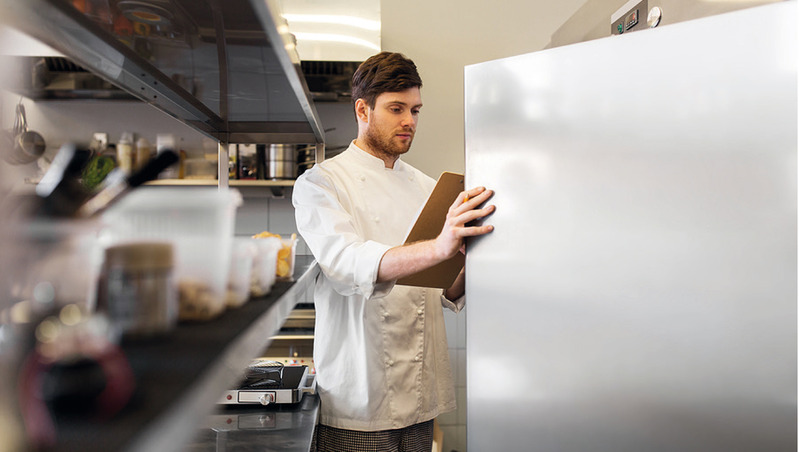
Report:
266,144,296,180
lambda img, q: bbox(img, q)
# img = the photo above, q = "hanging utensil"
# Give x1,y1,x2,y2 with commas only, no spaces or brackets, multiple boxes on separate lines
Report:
5,101,46,165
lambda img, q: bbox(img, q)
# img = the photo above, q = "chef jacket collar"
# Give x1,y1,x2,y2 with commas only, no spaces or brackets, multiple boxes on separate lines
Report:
349,140,407,172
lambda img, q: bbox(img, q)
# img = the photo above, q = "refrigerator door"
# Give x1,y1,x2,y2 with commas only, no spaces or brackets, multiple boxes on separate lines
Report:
464,3,796,452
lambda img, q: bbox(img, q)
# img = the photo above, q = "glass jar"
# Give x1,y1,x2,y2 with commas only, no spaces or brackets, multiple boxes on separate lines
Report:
97,242,176,338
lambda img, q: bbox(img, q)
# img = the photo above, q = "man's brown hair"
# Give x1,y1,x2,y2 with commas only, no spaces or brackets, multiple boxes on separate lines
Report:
351,52,422,109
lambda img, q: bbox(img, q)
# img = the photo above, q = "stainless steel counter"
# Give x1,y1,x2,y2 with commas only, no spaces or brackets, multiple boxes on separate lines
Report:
184,394,319,452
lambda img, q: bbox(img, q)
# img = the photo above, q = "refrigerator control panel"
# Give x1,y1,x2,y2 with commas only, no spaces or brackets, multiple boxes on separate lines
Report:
611,0,648,35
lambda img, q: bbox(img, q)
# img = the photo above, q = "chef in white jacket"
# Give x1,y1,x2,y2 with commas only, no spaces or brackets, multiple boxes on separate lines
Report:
292,51,495,452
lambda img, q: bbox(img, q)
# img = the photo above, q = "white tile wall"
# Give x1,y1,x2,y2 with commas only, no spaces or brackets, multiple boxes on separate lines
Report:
441,307,468,451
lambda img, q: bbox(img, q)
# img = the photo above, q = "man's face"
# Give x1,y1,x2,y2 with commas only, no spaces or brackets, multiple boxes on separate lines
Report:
362,87,422,159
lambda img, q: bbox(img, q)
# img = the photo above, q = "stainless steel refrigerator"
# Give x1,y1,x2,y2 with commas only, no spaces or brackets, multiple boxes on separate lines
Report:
464,2,796,451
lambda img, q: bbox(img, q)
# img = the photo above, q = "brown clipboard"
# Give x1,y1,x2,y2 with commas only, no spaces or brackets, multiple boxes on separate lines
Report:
396,171,465,289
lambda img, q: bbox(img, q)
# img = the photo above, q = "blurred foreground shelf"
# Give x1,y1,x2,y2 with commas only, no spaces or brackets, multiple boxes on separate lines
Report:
50,256,319,452
145,179,296,187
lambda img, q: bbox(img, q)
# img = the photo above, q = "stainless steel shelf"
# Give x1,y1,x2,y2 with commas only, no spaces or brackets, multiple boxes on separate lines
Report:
145,179,296,187
0,0,326,147
48,257,319,452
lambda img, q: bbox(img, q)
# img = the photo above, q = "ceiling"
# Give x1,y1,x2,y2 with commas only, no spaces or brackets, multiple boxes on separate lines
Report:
274,0,380,62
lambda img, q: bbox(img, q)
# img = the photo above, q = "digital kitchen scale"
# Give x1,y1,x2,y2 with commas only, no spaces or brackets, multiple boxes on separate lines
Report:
219,360,315,406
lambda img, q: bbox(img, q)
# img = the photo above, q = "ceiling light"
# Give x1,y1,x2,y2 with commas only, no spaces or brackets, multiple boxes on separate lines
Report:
282,14,380,31
292,32,380,51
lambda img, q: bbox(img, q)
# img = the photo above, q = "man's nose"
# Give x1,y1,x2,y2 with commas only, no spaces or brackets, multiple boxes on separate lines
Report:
400,111,416,128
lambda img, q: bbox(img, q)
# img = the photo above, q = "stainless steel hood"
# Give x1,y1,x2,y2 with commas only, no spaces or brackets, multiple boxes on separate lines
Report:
0,0,326,145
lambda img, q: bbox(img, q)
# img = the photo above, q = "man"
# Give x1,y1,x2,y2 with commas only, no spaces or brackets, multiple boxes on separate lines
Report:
292,51,495,452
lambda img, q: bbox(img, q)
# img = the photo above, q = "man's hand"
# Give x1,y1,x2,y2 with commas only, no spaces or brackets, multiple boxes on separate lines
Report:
433,186,495,261
376,186,495,283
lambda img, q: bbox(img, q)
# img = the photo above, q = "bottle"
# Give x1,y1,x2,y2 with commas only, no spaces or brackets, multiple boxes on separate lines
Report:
135,136,151,170
116,132,134,175
156,134,178,179
228,144,238,179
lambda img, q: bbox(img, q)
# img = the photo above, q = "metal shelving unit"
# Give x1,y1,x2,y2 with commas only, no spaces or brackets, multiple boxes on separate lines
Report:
146,179,296,187
57,258,318,452
0,1,327,450
0,0,326,184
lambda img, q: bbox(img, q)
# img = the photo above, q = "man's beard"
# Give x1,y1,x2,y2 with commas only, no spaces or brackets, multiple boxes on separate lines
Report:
363,124,413,160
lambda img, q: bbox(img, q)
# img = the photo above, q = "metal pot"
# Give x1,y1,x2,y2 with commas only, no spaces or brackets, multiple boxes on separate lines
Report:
266,144,296,180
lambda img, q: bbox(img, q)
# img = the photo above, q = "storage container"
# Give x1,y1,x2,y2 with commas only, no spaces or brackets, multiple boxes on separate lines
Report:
227,238,256,308
275,234,297,281
4,218,103,314
250,237,281,297
97,242,176,337
100,187,242,321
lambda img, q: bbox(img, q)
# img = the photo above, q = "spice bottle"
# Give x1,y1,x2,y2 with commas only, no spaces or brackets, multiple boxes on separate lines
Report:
135,136,151,170
116,132,134,175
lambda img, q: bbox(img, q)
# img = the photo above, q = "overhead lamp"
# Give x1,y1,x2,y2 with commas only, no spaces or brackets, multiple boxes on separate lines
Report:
292,32,380,51
282,14,380,31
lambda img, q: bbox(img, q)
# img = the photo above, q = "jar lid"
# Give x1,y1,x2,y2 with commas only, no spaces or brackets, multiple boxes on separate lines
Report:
104,242,173,270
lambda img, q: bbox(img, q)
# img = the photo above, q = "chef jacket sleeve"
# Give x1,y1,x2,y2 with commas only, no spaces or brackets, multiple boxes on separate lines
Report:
293,171,395,300
440,292,465,313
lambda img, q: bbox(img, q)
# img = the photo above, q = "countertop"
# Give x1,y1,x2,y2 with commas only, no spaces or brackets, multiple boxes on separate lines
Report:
184,394,320,452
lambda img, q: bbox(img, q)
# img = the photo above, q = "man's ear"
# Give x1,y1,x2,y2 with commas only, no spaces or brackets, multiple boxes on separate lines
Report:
354,98,370,123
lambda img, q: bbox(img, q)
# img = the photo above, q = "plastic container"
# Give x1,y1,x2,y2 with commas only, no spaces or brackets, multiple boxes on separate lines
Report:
4,218,103,314
100,187,242,321
275,234,297,281
250,237,281,297
97,242,176,337
226,238,256,308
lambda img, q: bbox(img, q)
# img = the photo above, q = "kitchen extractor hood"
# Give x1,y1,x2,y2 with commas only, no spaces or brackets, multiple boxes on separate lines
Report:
0,0,327,146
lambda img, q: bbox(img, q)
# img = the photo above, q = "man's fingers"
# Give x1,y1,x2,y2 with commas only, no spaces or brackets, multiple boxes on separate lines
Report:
451,188,493,217
454,204,495,225
457,223,495,238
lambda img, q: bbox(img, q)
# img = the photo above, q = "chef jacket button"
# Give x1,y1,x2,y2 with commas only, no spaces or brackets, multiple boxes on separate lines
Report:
373,217,380,223
417,308,423,315
408,174,414,181
387,360,394,367
359,175,366,181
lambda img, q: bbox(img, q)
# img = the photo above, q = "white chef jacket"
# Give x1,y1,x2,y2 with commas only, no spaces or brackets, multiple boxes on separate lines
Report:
292,141,464,431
